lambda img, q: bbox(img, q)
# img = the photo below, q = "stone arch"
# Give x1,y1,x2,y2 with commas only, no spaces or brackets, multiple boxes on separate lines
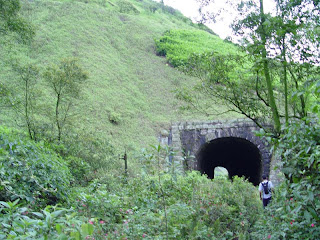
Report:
197,137,263,185
167,119,274,185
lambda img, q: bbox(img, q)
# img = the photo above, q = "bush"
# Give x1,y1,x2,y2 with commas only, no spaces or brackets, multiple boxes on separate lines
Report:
252,119,320,239
70,170,261,239
66,156,92,186
145,1,160,13
117,0,140,14
0,141,263,239
0,126,71,207
251,180,320,240
62,131,117,171
155,29,238,68
275,119,320,239
0,169,262,239
0,200,95,240
108,110,122,124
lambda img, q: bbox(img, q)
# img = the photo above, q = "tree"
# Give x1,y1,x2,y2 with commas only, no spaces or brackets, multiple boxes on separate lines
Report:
273,0,319,119
259,0,281,132
43,58,88,142
0,82,11,107
1,0,35,117
179,0,320,134
0,0,34,42
177,52,274,131
11,62,40,140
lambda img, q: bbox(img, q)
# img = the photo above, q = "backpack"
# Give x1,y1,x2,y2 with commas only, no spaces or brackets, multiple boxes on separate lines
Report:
262,181,270,194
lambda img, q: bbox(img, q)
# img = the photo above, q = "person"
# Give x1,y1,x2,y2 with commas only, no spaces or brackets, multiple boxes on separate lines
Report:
259,174,274,208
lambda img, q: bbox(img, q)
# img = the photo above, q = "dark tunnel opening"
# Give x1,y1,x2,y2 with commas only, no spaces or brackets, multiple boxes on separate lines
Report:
197,137,262,186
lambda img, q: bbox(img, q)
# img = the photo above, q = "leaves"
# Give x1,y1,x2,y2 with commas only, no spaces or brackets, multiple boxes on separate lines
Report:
0,126,71,207
0,0,35,42
43,58,88,142
255,117,320,239
81,223,94,236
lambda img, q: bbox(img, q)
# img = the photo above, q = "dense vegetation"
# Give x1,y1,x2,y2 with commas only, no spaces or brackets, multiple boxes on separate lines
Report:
0,126,71,207
0,157,262,239
0,0,319,239
155,29,238,67
156,0,320,238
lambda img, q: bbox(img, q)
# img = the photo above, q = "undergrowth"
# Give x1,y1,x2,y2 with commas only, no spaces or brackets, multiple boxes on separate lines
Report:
1,120,319,239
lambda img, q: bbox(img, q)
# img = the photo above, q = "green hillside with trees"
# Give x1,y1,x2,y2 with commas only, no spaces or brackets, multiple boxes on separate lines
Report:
0,0,239,166
0,0,319,239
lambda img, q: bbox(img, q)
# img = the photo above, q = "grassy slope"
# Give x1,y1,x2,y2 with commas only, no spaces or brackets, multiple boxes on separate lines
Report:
1,0,239,153
155,29,240,67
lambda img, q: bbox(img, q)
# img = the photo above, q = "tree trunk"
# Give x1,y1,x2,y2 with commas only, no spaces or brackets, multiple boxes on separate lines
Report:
259,0,281,133
25,77,33,140
282,36,289,125
56,93,62,142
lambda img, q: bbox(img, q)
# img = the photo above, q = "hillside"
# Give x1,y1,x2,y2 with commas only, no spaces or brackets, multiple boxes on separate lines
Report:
0,0,239,158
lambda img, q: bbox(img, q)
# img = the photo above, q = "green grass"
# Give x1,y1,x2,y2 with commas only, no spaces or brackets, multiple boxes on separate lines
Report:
155,29,240,67
0,0,241,165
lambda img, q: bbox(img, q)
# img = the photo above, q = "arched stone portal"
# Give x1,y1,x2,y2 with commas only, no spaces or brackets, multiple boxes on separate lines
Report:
160,119,278,184
197,137,262,185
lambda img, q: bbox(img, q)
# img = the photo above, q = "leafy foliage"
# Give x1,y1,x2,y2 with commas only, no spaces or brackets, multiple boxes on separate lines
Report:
174,50,279,130
0,0,34,42
1,1,319,239
43,58,88,142
10,62,41,141
0,171,261,240
0,126,71,207
253,118,320,239
66,156,92,186
157,2,320,135
0,200,87,240
277,119,320,184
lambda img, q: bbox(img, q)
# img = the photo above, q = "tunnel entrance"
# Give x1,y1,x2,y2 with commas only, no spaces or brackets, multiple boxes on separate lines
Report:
197,137,262,185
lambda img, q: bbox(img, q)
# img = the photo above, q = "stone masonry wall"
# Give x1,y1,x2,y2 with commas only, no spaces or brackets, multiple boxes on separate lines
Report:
159,118,283,185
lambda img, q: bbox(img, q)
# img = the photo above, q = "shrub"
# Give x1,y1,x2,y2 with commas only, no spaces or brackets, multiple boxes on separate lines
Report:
0,126,71,207
252,119,320,239
161,5,178,15
62,131,117,171
275,119,320,239
155,29,238,68
108,110,122,124
0,140,263,239
0,170,262,239
66,156,92,186
72,170,261,239
0,199,95,240
145,2,160,13
117,0,140,14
